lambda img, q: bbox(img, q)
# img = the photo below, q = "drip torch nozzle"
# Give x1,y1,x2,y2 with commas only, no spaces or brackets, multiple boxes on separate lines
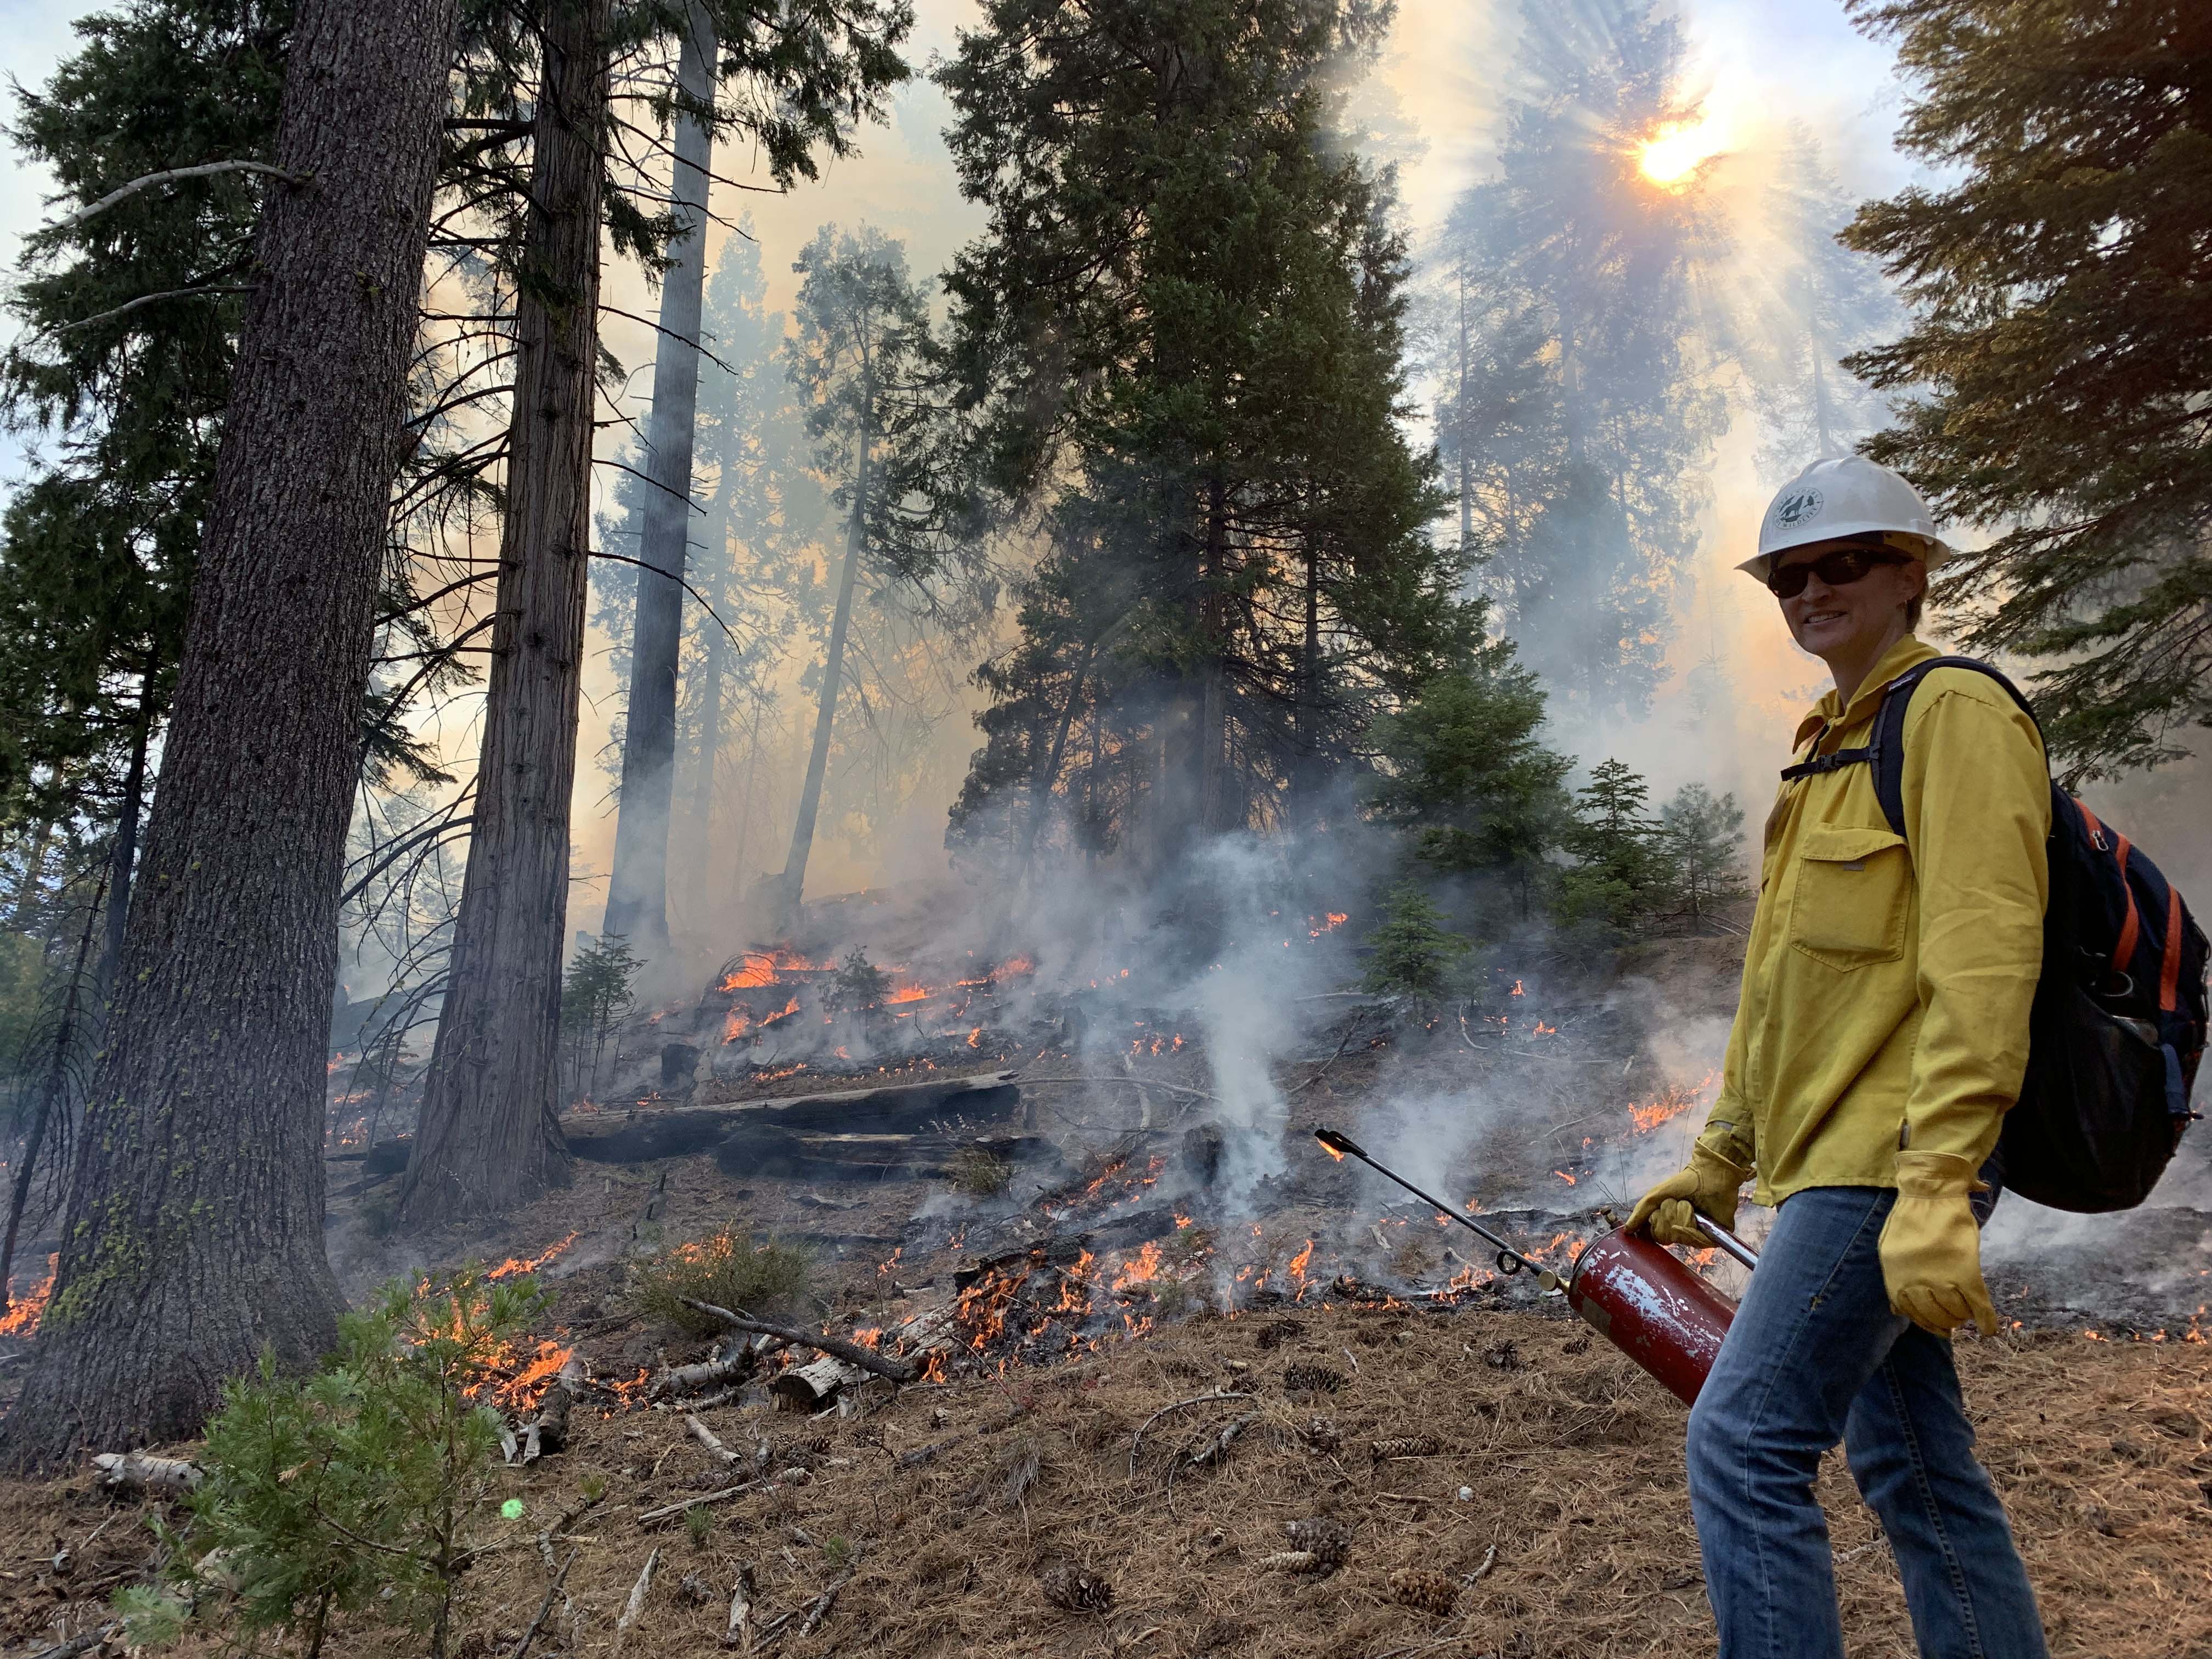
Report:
1314,1127,1362,1160
1308,1124,1558,1289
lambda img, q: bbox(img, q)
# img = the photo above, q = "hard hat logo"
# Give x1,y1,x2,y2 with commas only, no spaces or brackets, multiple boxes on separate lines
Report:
1773,489,1823,529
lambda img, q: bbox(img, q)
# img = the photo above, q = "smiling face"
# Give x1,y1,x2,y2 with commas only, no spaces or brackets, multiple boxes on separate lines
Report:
1773,539,1926,689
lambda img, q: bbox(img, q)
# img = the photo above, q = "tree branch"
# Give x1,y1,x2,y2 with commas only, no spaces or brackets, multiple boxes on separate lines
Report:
41,160,311,236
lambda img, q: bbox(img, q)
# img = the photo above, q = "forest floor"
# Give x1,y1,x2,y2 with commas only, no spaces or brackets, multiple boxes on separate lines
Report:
3,930,2210,1656
2,1302,2209,1658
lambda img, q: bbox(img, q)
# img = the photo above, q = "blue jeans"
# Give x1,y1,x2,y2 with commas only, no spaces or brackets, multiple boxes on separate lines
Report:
1685,1185,2047,1659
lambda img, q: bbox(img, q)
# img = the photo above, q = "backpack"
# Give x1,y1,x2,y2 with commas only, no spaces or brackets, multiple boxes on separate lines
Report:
1788,654,2209,1213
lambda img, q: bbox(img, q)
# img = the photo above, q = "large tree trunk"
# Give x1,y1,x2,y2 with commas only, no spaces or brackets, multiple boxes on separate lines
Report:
602,2,716,961
773,425,867,927
400,0,608,1227
94,669,157,1005
0,0,457,1469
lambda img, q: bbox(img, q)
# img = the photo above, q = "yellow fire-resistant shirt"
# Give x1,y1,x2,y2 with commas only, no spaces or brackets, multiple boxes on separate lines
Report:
1697,635,2051,1204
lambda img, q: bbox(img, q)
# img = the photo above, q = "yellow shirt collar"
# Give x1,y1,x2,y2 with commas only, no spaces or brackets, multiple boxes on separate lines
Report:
1791,634,1939,751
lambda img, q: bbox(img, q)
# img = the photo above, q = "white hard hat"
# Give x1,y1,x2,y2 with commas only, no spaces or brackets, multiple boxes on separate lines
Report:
1740,456,1951,583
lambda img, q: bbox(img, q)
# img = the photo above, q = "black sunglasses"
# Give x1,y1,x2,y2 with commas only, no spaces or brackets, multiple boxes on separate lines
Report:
1766,544,1909,599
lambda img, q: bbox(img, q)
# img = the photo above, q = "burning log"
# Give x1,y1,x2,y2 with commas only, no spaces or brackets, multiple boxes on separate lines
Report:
676,1299,919,1384
520,1356,584,1461
562,1072,1022,1163
90,1452,202,1493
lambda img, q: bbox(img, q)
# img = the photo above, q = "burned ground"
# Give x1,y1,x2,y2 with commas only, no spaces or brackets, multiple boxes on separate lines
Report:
3,929,2210,1656
2,1305,2209,1658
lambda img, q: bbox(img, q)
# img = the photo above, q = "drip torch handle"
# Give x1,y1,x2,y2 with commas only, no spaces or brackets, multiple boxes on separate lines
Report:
1692,1212,1760,1271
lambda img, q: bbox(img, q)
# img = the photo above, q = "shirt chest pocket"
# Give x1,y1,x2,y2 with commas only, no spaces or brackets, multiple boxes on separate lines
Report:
1788,825,1911,972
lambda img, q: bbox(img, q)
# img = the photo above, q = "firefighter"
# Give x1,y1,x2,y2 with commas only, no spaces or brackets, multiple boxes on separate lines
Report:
1628,455,2049,1659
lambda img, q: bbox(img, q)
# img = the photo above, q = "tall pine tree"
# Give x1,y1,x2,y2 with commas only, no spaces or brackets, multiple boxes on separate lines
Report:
938,0,1469,882
1434,0,1726,713
1844,0,2212,773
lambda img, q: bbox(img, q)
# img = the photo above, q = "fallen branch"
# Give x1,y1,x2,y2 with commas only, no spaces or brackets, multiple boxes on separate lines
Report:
612,1547,660,1654
1463,1542,1498,1584
25,1624,120,1659
724,1560,755,1650
687,1413,741,1464
1127,1391,1256,1479
1286,1012,1363,1097
637,1481,764,1523
678,1299,917,1383
510,1547,577,1659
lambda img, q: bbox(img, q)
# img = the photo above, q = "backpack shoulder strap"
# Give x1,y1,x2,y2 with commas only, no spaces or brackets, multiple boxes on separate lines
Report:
1869,655,2043,839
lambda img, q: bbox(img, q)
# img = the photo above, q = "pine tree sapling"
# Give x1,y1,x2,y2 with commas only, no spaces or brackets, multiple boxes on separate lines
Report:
1556,758,1672,938
1367,648,1570,911
1658,782,1747,935
1362,883,1469,1008
171,1272,546,1659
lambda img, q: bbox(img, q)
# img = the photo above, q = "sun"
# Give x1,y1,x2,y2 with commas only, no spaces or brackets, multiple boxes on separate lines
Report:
1638,117,1726,189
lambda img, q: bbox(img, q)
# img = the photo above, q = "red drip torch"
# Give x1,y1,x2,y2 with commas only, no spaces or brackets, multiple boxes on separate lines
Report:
1311,1126,1758,1406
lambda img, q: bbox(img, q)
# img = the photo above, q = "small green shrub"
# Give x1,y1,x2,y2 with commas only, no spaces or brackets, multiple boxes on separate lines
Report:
631,1226,812,1335
950,1146,1013,1197
154,1271,544,1659
685,1504,715,1548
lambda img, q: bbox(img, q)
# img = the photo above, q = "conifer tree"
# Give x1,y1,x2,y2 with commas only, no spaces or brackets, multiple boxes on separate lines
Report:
2,0,461,1469
772,223,979,924
405,0,914,1227
939,0,1468,877
1435,0,1726,712
1843,0,2212,773
1657,781,1746,935
1556,758,1671,936
1365,641,1571,918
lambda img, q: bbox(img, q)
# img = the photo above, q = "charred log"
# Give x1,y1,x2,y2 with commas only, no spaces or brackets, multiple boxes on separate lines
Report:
562,1072,1022,1163
714,1129,1062,1184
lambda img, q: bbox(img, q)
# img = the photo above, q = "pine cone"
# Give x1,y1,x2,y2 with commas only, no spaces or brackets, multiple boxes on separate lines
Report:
1302,1415,1342,1453
1283,1516,1350,1571
1390,1568,1460,1616
1370,1434,1441,1461
1040,1560,1115,1613
1282,1361,1347,1396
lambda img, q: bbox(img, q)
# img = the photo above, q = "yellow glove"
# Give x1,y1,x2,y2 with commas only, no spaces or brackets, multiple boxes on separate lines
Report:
1626,1143,1752,1249
1880,1151,1998,1338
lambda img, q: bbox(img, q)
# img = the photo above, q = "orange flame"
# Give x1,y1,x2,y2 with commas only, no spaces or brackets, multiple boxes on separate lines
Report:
487,1230,580,1282
0,1254,57,1338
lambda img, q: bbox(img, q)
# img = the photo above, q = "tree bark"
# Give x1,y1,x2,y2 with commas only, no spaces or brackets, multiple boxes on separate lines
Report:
603,2,716,960
400,0,608,1227
0,0,458,1470
94,669,156,1005
774,421,866,926
1015,641,1092,884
